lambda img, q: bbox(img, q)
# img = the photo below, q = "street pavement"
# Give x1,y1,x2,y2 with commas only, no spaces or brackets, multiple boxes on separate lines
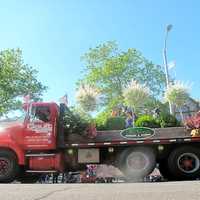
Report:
1,181,200,200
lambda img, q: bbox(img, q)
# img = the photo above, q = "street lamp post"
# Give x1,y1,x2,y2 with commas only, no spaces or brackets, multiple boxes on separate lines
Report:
163,24,173,114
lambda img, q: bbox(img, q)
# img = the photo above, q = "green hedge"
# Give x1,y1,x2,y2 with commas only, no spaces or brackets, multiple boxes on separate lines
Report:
95,111,181,130
158,113,181,128
135,113,181,128
96,116,126,130
105,117,126,130
95,111,111,130
135,115,160,128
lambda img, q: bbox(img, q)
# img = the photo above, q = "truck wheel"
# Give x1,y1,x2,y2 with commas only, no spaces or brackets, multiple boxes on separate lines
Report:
117,147,156,180
168,146,200,180
0,150,19,183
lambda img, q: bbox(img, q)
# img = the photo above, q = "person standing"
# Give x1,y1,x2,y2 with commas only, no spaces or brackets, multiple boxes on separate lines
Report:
153,107,161,118
125,107,137,128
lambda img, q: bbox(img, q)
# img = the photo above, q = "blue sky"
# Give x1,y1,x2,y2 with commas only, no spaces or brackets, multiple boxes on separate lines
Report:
0,0,199,105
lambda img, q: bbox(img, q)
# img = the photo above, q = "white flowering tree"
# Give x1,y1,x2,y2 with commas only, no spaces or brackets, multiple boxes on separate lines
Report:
123,80,151,112
164,81,190,122
76,84,100,113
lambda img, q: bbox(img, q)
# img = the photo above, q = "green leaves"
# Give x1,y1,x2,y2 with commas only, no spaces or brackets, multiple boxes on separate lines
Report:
0,49,47,115
63,106,89,135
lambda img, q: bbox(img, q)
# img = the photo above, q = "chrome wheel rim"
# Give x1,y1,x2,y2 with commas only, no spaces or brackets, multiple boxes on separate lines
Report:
126,152,149,171
0,158,10,176
177,153,200,174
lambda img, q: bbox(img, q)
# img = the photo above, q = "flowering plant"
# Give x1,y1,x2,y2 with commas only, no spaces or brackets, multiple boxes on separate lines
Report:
123,80,150,110
185,112,200,129
164,81,190,122
164,81,190,107
76,84,100,112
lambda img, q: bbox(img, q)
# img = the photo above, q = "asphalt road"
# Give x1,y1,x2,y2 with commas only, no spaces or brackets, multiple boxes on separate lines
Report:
1,181,200,200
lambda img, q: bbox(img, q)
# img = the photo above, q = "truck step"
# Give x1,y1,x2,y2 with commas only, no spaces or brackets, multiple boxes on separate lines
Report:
26,170,58,173
25,153,56,157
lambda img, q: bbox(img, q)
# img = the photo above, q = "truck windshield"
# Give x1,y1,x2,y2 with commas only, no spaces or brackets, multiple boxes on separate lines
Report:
29,105,51,123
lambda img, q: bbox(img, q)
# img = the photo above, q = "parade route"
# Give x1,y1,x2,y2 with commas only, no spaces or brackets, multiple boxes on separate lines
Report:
1,181,200,200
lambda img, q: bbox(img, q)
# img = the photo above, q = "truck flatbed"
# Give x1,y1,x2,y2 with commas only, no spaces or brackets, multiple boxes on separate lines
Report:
64,127,199,148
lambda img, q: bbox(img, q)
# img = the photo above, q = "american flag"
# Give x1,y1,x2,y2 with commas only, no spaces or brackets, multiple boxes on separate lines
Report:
59,94,68,106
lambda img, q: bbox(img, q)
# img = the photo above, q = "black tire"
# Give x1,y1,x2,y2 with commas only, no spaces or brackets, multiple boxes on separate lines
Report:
167,146,200,180
0,150,19,183
159,160,174,181
117,147,156,180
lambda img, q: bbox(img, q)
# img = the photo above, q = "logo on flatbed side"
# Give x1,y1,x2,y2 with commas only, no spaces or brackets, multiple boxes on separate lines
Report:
121,127,155,140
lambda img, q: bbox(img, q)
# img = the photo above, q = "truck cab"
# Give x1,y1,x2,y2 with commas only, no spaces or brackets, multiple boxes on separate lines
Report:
0,102,64,183
0,102,59,151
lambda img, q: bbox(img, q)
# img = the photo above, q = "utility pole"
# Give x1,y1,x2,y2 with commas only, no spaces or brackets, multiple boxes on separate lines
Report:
163,24,173,114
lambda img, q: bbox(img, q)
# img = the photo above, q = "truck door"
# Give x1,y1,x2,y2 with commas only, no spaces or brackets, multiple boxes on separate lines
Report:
23,104,56,150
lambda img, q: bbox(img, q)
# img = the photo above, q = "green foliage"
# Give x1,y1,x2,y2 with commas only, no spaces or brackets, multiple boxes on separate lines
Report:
95,110,111,130
79,41,166,111
158,113,181,128
142,97,169,115
69,106,92,123
0,49,47,115
105,117,126,130
135,113,181,128
63,106,89,135
135,115,160,128
95,109,126,130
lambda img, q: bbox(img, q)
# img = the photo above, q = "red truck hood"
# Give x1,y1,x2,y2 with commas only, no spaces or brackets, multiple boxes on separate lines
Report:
0,120,24,136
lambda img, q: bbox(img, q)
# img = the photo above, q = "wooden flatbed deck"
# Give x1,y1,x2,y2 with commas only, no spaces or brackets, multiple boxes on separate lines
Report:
64,127,200,148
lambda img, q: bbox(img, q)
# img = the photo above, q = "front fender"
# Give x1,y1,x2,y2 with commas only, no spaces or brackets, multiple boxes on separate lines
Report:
0,142,25,165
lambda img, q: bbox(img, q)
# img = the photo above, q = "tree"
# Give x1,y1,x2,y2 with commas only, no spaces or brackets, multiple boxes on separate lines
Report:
79,41,166,111
164,81,190,122
0,49,47,115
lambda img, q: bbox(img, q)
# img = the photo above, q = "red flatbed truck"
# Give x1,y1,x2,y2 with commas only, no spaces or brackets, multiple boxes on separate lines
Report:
0,102,199,183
